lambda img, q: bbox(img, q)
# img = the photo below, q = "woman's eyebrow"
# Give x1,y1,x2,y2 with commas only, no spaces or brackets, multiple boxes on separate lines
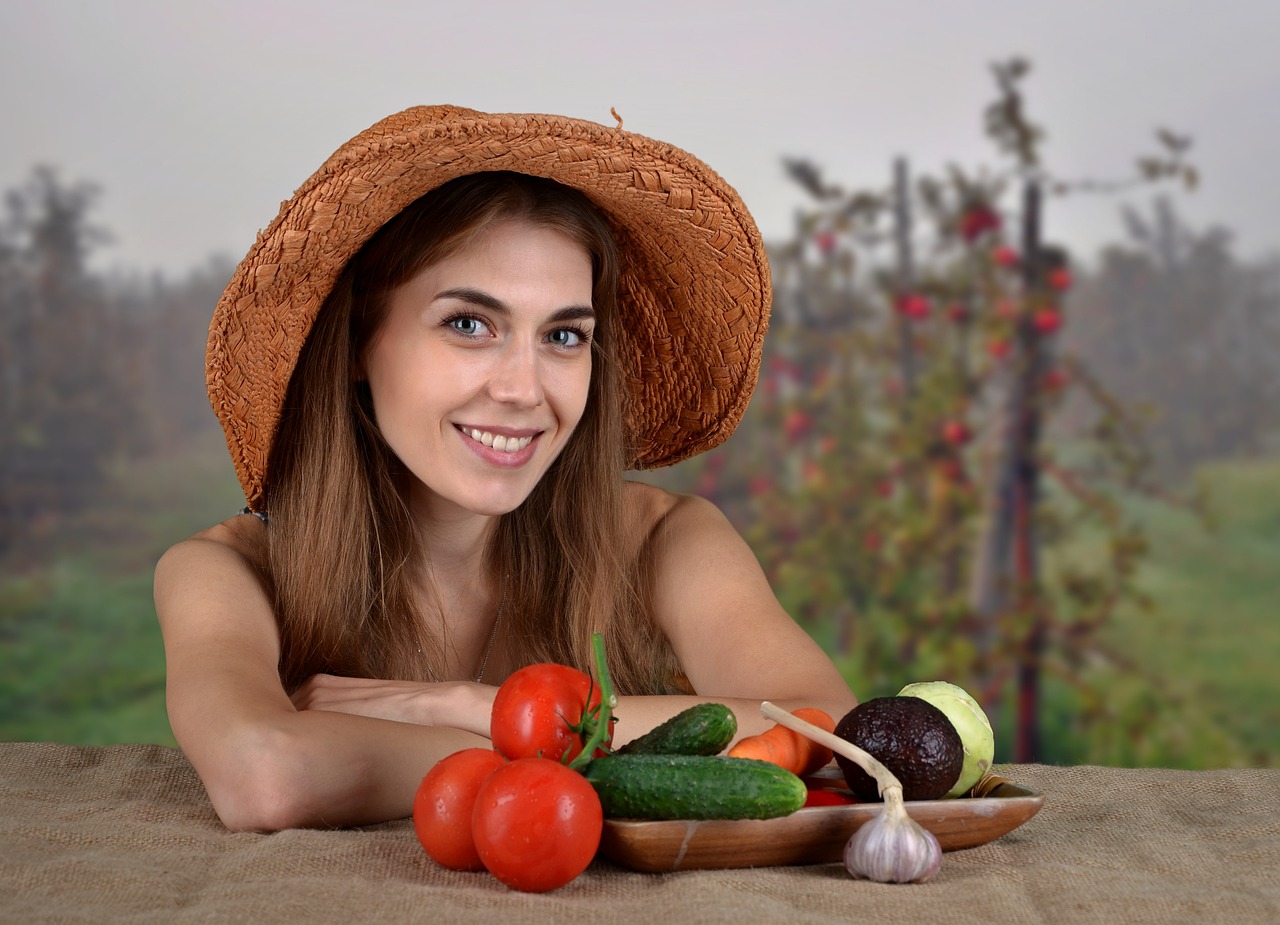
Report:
549,305,596,323
434,287,594,322
434,286,508,312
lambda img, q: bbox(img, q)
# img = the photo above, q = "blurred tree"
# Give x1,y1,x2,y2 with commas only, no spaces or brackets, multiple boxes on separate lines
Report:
108,257,235,454
1065,198,1280,476
0,167,230,561
0,167,128,556
646,58,1209,764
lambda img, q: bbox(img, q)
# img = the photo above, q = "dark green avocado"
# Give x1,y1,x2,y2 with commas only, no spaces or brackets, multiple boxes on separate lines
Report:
834,696,964,801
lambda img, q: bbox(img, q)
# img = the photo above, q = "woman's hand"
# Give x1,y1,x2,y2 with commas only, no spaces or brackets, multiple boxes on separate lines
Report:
290,674,496,737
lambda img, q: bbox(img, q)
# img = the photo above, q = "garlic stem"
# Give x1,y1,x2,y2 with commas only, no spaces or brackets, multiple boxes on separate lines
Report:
759,701,899,797
760,701,943,883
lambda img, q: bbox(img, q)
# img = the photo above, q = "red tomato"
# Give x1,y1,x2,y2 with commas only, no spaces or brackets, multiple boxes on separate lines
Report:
490,663,610,762
803,788,860,807
412,748,507,871
471,758,603,893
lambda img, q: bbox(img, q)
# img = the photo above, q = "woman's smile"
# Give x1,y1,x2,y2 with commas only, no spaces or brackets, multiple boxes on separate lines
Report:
456,425,541,464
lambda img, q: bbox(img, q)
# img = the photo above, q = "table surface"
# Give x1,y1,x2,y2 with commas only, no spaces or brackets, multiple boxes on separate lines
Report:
2,742,1277,924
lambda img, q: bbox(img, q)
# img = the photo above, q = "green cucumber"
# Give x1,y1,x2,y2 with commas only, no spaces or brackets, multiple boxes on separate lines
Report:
583,754,806,820
615,703,737,757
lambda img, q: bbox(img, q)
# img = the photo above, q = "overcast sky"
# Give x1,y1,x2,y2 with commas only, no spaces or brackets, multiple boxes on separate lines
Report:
2,0,1277,277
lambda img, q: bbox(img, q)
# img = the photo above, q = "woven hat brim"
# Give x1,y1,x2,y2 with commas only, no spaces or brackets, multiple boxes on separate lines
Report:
206,106,772,510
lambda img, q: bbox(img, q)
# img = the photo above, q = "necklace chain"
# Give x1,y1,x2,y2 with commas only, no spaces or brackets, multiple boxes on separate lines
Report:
423,583,506,684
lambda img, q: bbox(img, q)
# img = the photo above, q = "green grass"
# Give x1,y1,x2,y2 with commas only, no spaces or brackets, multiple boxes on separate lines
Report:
0,563,174,744
0,427,244,745
1011,454,1280,768
1092,459,1280,766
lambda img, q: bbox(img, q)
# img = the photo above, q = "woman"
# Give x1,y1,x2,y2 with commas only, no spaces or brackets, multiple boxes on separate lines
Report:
155,106,856,832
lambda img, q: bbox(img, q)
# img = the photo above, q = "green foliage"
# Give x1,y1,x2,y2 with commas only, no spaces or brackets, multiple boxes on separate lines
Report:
1087,458,1280,766
749,60,1218,764
0,427,243,745
644,58,1249,766
0,562,173,745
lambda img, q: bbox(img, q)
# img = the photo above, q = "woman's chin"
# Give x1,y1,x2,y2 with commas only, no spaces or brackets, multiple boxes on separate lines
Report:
413,480,540,521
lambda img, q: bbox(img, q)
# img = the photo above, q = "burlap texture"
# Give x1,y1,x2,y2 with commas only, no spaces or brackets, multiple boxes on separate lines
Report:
1,743,1276,924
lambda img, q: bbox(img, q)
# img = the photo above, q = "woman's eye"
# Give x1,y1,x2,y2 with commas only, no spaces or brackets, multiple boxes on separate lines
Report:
447,316,487,336
548,327,590,348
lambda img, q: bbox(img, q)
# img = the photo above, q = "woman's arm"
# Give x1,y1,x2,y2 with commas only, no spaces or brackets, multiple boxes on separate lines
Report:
154,525,489,832
611,490,857,745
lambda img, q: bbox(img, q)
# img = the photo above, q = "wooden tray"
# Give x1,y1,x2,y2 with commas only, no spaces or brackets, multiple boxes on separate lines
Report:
598,777,1044,872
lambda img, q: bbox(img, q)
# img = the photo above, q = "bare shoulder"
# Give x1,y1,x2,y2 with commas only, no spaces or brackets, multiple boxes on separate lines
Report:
621,482,852,707
159,513,265,563
622,480,729,551
622,481,755,603
153,512,282,690
154,513,270,605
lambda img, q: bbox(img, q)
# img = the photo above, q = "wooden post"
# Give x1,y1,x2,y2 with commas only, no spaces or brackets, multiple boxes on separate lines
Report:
969,178,1047,763
892,157,918,404
1012,179,1046,763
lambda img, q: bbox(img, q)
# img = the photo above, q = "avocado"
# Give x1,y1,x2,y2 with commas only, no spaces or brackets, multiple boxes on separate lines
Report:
833,696,965,801
898,680,995,797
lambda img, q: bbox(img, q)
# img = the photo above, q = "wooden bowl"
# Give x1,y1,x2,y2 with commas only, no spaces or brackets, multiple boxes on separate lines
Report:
598,777,1044,872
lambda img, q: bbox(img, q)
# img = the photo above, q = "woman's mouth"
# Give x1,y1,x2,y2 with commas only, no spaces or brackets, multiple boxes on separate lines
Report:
460,427,535,454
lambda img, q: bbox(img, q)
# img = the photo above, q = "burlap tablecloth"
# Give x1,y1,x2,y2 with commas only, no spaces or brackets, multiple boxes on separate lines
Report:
1,743,1276,924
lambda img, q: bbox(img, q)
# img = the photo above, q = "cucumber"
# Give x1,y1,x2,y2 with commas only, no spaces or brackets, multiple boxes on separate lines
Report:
583,754,806,820
615,703,737,757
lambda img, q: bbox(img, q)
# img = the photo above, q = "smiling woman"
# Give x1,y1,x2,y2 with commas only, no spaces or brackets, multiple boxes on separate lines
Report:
365,218,597,523
154,106,856,832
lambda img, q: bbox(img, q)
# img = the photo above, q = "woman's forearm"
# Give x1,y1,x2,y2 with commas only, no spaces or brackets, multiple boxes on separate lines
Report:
207,690,854,830
195,709,488,832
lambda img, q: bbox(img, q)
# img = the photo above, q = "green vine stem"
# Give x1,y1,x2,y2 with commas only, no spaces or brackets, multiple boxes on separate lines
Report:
567,633,617,771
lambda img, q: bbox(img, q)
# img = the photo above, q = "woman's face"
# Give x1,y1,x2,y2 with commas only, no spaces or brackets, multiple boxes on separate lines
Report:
362,218,595,522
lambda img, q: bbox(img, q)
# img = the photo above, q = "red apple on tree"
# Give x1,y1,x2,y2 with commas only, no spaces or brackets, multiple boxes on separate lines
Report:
784,409,813,441
941,420,972,446
992,245,1020,268
1047,267,1072,291
1042,368,1070,391
1033,307,1063,334
959,204,1001,241
896,293,931,320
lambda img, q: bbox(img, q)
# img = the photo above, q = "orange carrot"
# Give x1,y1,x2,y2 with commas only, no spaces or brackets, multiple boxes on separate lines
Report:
728,726,793,767
728,707,836,776
789,708,836,774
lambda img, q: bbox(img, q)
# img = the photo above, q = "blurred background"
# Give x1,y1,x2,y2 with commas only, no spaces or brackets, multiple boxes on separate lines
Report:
2,0,1276,768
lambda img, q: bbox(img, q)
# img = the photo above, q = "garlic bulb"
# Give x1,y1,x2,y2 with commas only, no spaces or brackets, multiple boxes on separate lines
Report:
843,784,942,883
759,701,946,884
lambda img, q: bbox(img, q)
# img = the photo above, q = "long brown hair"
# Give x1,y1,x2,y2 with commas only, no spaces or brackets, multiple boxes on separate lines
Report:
265,172,679,694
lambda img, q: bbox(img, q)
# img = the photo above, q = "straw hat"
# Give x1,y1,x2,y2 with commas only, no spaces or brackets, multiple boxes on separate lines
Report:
207,105,772,511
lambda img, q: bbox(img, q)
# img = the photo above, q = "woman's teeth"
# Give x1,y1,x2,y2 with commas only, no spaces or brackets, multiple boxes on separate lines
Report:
464,428,534,453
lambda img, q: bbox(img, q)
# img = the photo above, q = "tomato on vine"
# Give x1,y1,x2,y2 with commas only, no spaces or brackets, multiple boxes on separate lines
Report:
471,757,603,893
412,747,507,871
413,636,619,892
489,663,613,763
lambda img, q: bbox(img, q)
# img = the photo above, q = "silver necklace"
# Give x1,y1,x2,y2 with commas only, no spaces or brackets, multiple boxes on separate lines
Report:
423,584,506,684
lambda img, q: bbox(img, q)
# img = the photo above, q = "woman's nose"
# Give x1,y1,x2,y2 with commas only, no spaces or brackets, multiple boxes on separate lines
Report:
487,343,545,407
